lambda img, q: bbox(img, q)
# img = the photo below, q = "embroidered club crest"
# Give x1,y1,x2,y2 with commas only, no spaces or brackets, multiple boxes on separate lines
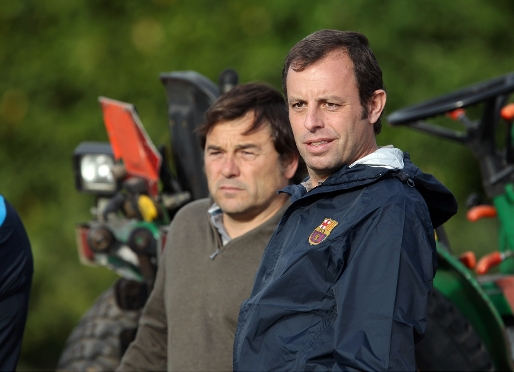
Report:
309,218,339,245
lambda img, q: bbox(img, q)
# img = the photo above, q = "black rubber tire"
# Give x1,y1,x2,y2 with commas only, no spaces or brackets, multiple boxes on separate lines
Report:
56,286,141,372
415,289,494,371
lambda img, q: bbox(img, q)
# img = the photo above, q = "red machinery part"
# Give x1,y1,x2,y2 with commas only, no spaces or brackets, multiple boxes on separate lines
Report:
75,224,96,264
495,277,514,313
447,108,466,121
458,251,477,269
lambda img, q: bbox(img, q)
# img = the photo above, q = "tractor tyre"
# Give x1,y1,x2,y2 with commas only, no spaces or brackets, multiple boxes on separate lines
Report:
415,288,494,371
56,286,141,371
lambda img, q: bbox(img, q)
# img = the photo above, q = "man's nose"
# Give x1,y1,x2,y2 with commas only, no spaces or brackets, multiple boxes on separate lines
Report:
221,155,240,178
304,106,323,131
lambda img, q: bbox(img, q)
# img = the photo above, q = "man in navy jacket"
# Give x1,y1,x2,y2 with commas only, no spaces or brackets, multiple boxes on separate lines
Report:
0,195,33,371
233,30,458,371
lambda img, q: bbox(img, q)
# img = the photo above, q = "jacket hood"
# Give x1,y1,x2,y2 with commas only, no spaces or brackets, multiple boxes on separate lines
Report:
282,151,457,229
400,153,458,228
349,146,404,169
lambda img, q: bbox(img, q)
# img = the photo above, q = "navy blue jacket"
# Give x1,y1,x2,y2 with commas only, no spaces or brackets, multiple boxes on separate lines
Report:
0,195,33,371
233,154,457,371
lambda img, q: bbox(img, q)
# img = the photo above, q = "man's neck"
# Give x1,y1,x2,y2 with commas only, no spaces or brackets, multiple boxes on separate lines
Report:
223,194,289,239
306,145,380,190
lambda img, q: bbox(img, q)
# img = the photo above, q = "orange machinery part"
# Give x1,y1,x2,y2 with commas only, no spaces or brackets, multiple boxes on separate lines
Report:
99,97,162,197
466,205,497,222
476,251,503,275
501,103,514,121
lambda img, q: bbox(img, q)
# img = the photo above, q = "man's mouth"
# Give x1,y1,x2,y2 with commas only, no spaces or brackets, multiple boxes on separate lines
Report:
305,138,334,147
218,183,245,191
308,140,330,146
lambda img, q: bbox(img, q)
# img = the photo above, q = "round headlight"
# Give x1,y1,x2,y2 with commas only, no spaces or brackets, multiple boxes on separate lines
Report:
80,154,116,192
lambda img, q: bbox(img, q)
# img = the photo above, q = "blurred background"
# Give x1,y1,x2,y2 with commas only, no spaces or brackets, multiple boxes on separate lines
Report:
1,0,513,369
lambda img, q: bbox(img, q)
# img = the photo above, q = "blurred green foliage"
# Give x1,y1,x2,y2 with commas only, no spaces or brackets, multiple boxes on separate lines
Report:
1,0,513,369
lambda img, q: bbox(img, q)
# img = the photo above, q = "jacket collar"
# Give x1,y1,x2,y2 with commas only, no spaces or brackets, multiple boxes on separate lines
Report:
280,152,458,228
281,162,392,202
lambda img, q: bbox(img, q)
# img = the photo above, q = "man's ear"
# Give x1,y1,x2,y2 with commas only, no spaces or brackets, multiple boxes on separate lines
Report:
368,89,386,124
281,153,299,180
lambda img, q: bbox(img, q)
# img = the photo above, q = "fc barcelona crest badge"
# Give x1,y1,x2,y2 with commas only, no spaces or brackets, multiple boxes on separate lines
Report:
308,218,339,245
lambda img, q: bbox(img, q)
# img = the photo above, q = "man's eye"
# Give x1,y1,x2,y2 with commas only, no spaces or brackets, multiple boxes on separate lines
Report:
291,102,304,109
240,151,257,159
325,102,339,109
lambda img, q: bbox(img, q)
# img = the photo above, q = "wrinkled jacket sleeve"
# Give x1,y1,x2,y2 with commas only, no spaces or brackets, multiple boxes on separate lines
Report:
116,251,168,371
331,197,435,371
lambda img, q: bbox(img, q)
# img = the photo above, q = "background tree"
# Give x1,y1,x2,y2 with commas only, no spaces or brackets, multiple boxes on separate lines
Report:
0,0,513,369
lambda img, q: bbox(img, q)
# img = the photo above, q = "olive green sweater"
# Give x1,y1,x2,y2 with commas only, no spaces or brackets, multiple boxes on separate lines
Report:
117,198,288,371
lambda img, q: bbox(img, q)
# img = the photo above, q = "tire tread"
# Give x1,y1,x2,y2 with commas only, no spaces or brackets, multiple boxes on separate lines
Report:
415,289,494,371
56,286,141,372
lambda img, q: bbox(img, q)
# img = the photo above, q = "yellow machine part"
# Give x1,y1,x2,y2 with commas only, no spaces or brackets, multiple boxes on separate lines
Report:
138,194,158,221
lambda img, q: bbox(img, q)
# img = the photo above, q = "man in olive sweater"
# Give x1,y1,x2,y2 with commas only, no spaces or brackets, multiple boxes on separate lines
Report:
117,83,300,371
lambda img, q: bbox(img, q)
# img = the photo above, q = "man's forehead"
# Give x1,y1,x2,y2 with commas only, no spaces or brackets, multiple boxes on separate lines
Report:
205,115,272,144
286,51,357,98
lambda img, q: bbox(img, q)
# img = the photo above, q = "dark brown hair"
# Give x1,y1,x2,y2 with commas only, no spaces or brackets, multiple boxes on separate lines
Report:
199,83,298,162
282,30,385,134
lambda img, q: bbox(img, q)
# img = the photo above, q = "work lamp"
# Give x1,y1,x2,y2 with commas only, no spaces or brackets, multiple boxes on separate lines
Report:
73,142,117,195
